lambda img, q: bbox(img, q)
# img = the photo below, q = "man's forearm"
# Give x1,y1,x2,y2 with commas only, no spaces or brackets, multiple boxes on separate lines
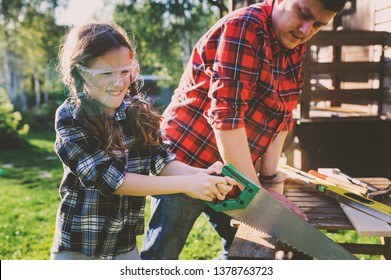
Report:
213,127,260,186
259,130,288,176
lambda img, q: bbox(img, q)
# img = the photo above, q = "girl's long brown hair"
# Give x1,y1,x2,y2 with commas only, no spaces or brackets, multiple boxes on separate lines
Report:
58,22,161,156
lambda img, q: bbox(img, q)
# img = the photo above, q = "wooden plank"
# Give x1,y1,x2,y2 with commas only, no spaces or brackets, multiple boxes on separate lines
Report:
356,177,391,186
340,203,391,237
386,61,391,75
381,237,391,260
301,30,391,118
299,207,347,214
309,89,380,104
308,222,352,230
296,116,382,123
359,177,391,182
284,182,353,230
293,201,337,207
307,30,391,46
307,62,382,75
340,243,388,255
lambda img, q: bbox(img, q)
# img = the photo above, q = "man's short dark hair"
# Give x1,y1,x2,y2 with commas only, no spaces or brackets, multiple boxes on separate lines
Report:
318,0,348,12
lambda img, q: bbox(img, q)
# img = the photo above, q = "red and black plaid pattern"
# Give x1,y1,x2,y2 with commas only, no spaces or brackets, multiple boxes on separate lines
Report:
161,1,305,169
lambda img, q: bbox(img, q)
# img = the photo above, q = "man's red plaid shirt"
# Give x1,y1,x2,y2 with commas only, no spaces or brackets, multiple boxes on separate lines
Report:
161,1,306,168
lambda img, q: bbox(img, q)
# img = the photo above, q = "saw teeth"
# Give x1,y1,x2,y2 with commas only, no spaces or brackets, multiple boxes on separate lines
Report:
228,217,271,237
275,240,315,260
227,213,316,259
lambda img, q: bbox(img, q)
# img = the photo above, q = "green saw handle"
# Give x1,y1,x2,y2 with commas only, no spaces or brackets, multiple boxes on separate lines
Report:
205,164,260,212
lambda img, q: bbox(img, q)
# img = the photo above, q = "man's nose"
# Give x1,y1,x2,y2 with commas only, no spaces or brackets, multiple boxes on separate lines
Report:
298,21,313,37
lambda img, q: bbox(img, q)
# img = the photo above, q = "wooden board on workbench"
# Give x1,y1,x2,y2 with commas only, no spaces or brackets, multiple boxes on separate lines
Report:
283,178,353,230
340,204,391,237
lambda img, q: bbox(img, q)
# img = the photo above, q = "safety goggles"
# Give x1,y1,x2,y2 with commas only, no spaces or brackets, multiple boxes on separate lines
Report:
75,60,140,89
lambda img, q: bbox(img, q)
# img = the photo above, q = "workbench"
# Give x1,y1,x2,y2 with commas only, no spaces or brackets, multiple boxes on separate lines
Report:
228,177,391,260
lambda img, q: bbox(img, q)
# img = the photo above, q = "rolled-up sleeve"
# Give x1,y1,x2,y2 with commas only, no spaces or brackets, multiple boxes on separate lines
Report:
282,114,294,131
55,114,126,196
205,19,261,130
150,137,176,176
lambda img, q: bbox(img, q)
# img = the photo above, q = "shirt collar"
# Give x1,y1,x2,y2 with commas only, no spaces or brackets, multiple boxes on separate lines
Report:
114,93,132,121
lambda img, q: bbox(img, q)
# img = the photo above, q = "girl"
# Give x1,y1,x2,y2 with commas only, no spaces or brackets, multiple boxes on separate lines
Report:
51,22,234,260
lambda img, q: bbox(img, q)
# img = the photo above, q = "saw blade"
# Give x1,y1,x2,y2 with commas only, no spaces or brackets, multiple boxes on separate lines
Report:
224,186,357,260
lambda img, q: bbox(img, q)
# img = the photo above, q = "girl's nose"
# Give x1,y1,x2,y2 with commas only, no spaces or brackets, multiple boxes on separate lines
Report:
112,77,126,88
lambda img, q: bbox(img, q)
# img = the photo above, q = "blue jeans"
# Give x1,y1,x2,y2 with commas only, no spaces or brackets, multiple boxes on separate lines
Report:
140,193,237,260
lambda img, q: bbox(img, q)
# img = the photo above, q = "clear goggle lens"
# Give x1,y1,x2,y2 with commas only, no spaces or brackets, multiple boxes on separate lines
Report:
76,60,140,88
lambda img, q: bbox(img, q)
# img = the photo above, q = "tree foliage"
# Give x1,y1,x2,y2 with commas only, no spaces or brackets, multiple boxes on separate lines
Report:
0,0,65,133
113,0,219,87
0,0,219,135
0,0,65,108
0,87,29,148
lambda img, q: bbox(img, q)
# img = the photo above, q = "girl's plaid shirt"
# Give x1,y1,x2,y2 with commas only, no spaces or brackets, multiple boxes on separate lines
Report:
51,94,176,259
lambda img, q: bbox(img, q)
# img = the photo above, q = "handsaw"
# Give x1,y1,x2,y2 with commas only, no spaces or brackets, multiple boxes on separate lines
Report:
206,164,357,260
280,164,391,224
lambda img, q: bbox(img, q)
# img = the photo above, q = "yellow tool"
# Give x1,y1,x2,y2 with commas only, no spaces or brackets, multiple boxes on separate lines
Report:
280,164,391,224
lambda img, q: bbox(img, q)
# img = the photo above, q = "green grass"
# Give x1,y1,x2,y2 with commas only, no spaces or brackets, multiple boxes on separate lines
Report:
324,231,382,260
0,132,221,260
0,132,383,260
0,132,62,259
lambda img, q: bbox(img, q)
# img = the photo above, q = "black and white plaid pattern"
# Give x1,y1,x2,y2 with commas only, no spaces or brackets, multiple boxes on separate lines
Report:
51,94,176,259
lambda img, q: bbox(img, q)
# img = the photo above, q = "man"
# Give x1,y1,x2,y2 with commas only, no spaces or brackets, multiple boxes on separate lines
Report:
141,0,348,260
